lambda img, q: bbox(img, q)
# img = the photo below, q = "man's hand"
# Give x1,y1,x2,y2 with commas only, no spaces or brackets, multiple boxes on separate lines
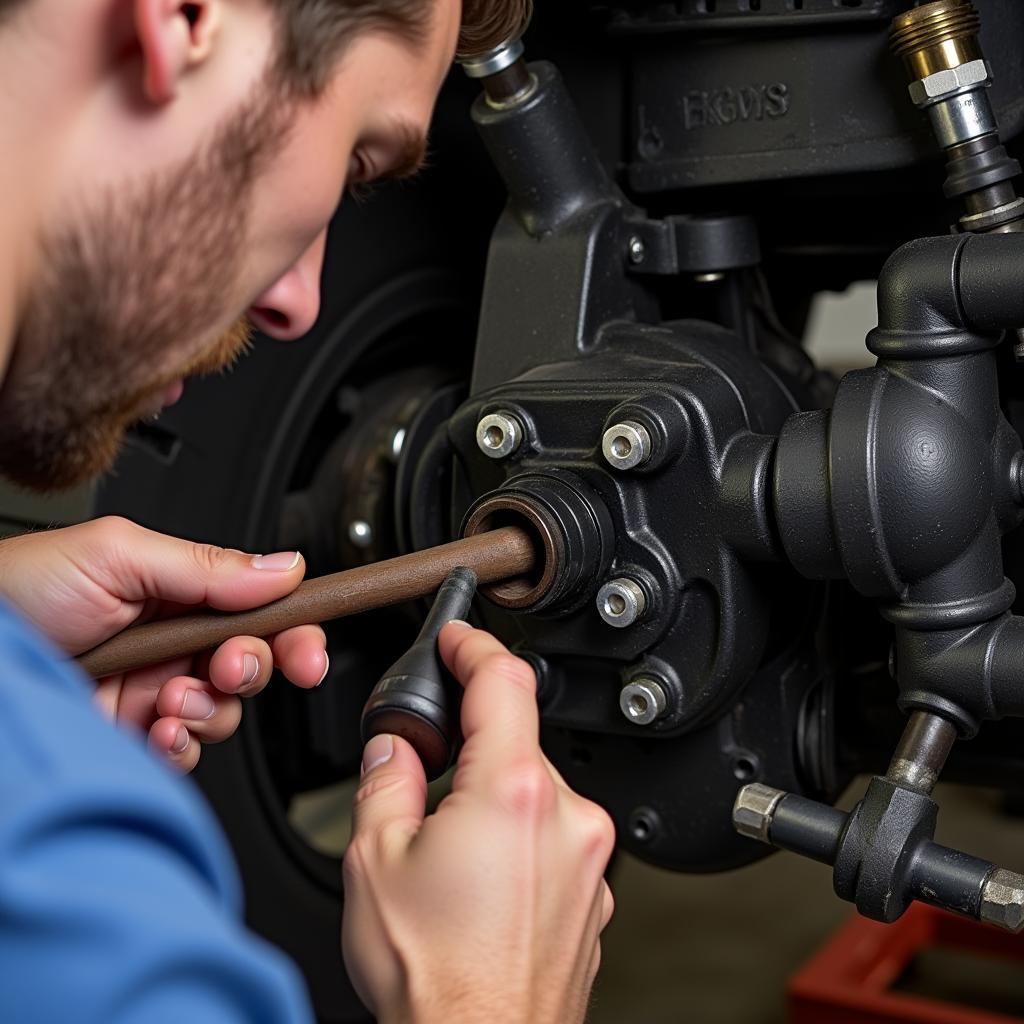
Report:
342,623,615,1024
0,516,328,772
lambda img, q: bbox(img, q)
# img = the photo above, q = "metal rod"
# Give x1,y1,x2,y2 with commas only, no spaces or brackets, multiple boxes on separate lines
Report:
76,527,536,679
886,710,958,795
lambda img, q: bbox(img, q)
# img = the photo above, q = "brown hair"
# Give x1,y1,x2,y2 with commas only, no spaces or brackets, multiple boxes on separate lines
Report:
268,0,533,95
0,3,532,90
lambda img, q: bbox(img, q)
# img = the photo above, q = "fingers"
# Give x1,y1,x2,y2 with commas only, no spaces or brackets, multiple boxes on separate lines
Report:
206,626,328,697
96,655,194,728
349,735,428,856
207,637,274,697
271,625,330,688
149,716,200,773
149,677,244,772
80,516,307,612
156,677,242,743
438,623,540,785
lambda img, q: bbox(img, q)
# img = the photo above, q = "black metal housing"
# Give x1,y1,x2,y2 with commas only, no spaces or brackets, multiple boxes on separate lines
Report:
773,233,1024,734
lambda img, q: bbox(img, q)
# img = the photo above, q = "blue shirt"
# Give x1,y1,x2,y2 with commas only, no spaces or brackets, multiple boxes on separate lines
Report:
0,601,314,1023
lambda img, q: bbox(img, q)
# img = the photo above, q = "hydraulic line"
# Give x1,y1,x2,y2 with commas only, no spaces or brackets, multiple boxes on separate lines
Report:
890,1,1024,236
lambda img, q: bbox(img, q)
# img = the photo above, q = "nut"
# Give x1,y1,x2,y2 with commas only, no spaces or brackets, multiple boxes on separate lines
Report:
597,578,647,628
628,236,646,265
732,783,786,845
619,678,667,726
908,58,990,105
460,38,525,79
980,868,1024,932
476,412,523,460
602,421,652,471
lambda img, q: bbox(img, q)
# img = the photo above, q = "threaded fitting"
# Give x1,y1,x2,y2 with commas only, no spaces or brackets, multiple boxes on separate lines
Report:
891,0,982,79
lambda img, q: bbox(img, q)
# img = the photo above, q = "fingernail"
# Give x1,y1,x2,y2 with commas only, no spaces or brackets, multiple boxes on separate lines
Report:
171,726,190,754
242,653,260,686
251,551,301,571
182,690,216,721
446,619,473,629
361,734,393,777
316,652,330,688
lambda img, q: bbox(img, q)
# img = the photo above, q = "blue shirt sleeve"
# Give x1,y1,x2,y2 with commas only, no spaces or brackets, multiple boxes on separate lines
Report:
0,601,314,1024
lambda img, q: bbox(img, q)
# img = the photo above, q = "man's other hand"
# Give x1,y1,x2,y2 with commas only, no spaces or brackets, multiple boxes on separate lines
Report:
0,516,328,772
342,623,616,1024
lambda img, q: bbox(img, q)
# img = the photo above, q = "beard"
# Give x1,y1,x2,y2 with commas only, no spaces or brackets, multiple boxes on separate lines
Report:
0,74,290,492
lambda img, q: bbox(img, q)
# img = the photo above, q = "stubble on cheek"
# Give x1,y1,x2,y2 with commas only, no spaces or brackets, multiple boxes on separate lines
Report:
0,77,292,492
180,316,256,378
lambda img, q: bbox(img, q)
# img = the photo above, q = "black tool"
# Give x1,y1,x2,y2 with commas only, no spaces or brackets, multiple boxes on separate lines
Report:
360,567,477,780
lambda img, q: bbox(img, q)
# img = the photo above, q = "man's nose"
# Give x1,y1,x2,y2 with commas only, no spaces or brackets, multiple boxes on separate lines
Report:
248,232,327,340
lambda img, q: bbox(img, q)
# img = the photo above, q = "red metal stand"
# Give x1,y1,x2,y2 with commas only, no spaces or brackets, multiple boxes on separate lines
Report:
788,903,1024,1024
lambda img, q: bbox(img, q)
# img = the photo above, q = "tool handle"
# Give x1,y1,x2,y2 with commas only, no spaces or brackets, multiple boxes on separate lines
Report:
76,528,534,679
361,567,478,780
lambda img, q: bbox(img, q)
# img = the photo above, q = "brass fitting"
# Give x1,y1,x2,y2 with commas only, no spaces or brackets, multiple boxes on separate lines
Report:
890,0,982,80
889,0,1024,342
889,0,996,151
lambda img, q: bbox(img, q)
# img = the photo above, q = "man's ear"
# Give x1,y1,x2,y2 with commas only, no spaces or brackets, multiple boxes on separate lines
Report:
134,1,222,104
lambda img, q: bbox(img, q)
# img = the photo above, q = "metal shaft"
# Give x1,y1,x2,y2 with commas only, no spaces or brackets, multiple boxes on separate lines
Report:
76,528,535,679
885,710,958,795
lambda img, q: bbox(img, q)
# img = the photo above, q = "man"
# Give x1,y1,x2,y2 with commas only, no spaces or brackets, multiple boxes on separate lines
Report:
0,1,615,1021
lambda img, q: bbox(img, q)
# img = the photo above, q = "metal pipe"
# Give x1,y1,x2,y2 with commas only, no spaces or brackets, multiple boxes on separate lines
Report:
886,710,958,795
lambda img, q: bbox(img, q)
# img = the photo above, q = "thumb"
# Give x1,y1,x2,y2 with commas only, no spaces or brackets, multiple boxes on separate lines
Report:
350,734,428,851
85,518,306,611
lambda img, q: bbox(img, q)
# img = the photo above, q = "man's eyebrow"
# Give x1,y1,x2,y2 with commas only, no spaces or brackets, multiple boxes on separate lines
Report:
378,119,430,181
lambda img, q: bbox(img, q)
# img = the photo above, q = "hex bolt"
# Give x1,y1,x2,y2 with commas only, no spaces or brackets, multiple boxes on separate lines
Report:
597,578,647,628
732,783,786,844
980,868,1024,932
619,678,667,726
627,235,646,265
476,411,523,460
602,421,652,471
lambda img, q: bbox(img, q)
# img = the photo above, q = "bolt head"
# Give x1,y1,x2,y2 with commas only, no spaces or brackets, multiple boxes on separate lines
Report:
602,421,652,471
628,235,646,265
476,412,523,460
619,678,667,726
981,868,1024,932
348,519,374,549
732,783,786,845
597,578,647,628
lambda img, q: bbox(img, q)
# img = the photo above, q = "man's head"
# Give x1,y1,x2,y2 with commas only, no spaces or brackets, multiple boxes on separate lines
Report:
0,0,528,490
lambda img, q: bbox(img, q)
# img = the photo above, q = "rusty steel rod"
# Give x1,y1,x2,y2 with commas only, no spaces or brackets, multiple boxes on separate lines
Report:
76,527,536,679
